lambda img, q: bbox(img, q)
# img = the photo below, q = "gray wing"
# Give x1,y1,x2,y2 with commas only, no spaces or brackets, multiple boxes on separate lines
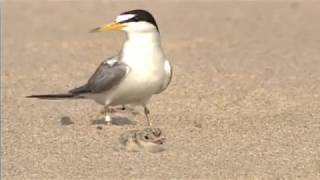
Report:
70,57,129,94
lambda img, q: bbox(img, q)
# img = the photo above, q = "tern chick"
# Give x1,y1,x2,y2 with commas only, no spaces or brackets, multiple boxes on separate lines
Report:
118,128,166,153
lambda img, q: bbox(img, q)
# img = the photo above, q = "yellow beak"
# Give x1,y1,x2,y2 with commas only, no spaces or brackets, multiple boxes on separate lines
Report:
90,22,126,32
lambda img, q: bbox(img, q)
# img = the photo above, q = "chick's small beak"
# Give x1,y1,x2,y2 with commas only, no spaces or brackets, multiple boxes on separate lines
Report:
90,22,126,32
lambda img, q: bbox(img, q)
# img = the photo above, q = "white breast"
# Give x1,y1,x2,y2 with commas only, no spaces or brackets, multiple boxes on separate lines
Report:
155,59,172,94
108,35,167,105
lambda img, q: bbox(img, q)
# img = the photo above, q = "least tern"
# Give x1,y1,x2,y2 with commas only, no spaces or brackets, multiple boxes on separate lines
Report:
27,9,172,126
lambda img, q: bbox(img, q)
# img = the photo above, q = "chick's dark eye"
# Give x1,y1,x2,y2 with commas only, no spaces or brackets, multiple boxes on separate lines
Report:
144,135,149,140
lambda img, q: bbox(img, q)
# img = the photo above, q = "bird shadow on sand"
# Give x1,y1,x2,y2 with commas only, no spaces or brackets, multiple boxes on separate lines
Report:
60,116,74,126
91,116,136,126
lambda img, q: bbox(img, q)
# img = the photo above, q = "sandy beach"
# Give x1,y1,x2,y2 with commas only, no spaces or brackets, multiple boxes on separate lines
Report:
2,1,320,179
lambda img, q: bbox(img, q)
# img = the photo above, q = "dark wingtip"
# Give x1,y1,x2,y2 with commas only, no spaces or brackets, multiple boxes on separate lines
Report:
25,95,48,98
25,94,76,99
26,95,35,98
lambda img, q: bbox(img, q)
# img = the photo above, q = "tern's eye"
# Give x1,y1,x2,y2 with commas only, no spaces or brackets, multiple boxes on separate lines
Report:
144,135,149,140
131,16,139,21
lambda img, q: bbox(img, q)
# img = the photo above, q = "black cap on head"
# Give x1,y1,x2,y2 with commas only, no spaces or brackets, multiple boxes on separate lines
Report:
120,9,159,31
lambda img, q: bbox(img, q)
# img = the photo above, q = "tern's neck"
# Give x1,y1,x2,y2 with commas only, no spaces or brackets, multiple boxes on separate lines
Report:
125,31,161,45
121,30,164,65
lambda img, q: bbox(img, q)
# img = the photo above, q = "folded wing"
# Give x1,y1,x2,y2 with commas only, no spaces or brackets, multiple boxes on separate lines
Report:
70,57,129,95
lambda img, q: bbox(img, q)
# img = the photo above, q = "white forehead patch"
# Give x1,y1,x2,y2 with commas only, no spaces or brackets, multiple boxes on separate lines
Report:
116,14,135,23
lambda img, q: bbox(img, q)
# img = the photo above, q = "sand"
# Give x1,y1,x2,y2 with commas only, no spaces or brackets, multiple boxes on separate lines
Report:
2,0,320,179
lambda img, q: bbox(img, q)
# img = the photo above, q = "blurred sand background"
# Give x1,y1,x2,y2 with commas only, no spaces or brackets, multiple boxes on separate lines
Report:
2,0,320,179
